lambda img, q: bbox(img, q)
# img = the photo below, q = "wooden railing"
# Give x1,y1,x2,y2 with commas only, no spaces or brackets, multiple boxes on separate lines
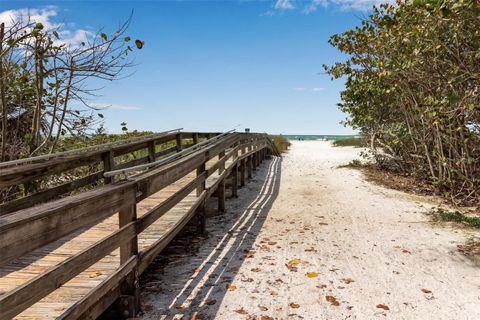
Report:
0,131,280,319
0,131,220,214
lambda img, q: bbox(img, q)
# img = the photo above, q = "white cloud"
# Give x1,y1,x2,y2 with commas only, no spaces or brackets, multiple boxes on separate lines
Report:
311,87,325,91
0,6,93,47
93,103,142,111
274,0,295,10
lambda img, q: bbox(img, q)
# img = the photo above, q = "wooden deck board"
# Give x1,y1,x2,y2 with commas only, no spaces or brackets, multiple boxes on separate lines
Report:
0,166,226,319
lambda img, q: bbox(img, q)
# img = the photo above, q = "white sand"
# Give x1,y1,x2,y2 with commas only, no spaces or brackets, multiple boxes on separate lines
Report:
140,141,480,320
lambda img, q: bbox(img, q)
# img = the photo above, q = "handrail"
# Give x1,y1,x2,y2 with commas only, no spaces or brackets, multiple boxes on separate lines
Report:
104,129,236,178
0,128,183,168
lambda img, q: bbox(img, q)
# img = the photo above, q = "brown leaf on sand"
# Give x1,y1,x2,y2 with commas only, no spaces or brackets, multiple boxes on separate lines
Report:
326,295,340,306
251,267,261,272
175,304,185,309
421,288,432,294
289,303,300,309
317,284,327,289
376,304,390,310
235,307,248,314
260,316,273,320
206,299,217,305
258,305,268,311
270,290,279,296
285,264,298,272
227,284,237,291
306,272,318,278
342,278,354,284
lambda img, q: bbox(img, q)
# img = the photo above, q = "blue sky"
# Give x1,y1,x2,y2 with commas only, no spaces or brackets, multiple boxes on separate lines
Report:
0,0,385,135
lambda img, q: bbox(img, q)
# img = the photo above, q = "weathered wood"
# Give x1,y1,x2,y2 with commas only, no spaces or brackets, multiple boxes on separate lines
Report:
147,140,156,163
231,164,238,198
240,159,246,187
217,179,225,213
0,131,280,320
103,151,115,184
118,202,139,317
0,220,137,319
138,191,207,273
247,155,253,179
0,171,103,215
175,133,182,152
59,257,137,320
0,182,136,266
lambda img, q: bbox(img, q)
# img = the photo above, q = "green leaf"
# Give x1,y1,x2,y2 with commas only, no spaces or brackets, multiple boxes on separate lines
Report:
34,23,44,30
100,33,108,41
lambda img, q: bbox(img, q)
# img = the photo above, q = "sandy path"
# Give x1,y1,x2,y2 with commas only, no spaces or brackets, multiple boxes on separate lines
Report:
140,141,480,320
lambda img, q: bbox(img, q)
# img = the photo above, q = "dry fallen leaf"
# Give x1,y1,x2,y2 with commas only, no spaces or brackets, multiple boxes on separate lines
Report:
376,304,390,311
234,307,247,314
317,284,327,289
194,267,201,273
227,284,237,291
251,267,261,272
175,304,185,309
421,288,432,294
268,241,277,245
306,272,318,278
270,290,278,296
289,303,300,309
89,271,102,278
288,258,301,266
342,278,354,284
260,316,272,320
258,305,268,311
326,295,340,306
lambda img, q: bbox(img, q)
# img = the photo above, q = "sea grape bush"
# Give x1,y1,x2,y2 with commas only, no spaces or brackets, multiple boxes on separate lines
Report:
325,0,480,205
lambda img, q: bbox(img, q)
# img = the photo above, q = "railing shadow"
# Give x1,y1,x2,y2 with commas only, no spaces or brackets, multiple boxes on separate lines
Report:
139,156,282,319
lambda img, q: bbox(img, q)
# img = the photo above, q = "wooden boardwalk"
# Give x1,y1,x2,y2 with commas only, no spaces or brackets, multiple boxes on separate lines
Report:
0,132,279,319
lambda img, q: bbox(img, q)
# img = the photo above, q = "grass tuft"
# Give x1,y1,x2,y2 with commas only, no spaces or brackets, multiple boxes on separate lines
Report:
332,137,365,148
435,208,480,228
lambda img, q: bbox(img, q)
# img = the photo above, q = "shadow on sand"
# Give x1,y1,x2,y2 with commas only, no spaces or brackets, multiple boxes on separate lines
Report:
139,156,282,319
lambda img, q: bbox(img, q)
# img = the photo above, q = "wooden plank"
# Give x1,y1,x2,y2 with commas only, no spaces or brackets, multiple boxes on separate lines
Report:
0,182,136,266
58,256,137,320
0,221,137,319
0,171,103,215
137,191,207,273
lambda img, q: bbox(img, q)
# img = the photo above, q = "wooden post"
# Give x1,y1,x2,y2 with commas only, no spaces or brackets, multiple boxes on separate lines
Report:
240,159,245,187
176,133,182,152
102,151,114,184
231,164,238,198
219,150,225,174
217,180,225,213
193,132,199,145
147,140,156,163
252,152,257,171
118,203,139,317
247,155,253,179
196,161,206,233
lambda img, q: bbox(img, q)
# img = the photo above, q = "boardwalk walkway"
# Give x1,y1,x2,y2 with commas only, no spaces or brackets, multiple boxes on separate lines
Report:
0,132,279,319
